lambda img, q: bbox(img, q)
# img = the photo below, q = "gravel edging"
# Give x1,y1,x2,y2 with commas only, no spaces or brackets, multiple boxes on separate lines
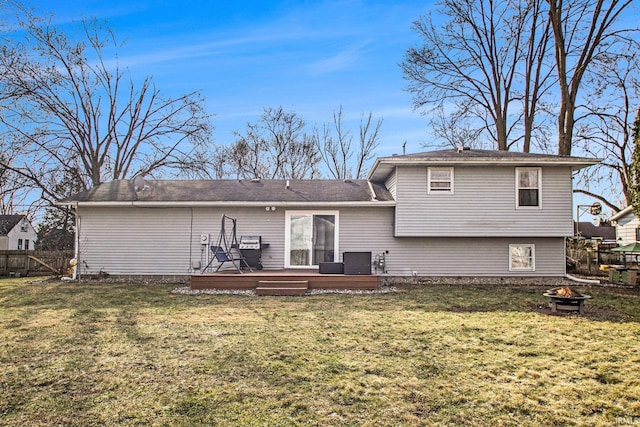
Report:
171,286,400,296
171,287,256,296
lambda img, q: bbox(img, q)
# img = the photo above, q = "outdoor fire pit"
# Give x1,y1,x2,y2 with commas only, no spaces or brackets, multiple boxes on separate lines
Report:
543,286,592,314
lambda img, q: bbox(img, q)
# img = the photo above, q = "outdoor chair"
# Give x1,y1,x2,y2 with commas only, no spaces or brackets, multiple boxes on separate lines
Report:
210,245,237,272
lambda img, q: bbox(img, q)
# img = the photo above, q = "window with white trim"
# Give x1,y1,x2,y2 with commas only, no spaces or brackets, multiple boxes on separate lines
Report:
428,167,454,194
516,167,541,208
509,244,535,271
17,239,22,250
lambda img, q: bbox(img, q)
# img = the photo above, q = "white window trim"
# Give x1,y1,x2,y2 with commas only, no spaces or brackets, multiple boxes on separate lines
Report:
515,167,542,209
427,167,454,194
509,244,536,271
284,210,339,269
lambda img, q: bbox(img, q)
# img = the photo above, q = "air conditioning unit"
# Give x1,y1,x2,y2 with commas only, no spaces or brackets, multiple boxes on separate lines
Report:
200,233,210,245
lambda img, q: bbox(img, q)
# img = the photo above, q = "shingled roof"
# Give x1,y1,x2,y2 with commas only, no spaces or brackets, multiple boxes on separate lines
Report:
576,221,616,242
61,179,395,205
368,148,600,181
0,215,26,235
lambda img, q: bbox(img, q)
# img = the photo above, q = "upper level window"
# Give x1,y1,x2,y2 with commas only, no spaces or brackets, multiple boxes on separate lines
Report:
428,167,454,194
20,222,28,232
516,168,541,208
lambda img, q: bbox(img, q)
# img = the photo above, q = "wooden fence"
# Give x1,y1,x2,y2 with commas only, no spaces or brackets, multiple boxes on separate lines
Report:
0,250,75,277
566,239,619,276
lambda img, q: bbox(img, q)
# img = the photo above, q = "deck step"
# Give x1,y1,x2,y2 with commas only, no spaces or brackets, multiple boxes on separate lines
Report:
190,272,379,291
256,280,309,296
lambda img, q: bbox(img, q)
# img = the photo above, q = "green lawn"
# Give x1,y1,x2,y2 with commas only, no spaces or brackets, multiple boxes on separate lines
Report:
0,277,639,426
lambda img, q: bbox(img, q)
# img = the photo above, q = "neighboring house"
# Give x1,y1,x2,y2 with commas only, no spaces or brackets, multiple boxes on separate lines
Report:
575,221,617,244
59,149,598,278
610,206,637,245
0,215,38,251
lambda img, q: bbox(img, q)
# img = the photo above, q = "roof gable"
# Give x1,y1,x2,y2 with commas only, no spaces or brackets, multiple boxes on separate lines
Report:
0,215,26,235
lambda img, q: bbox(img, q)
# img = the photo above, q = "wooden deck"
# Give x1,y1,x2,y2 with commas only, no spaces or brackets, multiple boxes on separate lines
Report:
190,269,379,292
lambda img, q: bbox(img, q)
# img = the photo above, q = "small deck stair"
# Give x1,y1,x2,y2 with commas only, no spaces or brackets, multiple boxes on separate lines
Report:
256,280,309,296
190,270,379,291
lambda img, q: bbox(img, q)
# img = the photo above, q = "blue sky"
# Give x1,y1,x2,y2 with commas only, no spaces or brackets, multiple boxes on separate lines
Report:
31,0,435,157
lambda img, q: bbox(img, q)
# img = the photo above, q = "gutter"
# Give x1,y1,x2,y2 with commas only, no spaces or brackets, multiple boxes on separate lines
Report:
56,200,397,208
609,205,633,222
372,156,601,168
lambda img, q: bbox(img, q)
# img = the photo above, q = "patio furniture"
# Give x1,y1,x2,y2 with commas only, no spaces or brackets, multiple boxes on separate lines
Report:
203,215,252,273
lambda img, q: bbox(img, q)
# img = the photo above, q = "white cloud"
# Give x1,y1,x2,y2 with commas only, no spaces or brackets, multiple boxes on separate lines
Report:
306,42,369,75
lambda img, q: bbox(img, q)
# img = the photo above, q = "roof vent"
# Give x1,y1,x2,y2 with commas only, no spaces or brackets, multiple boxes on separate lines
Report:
286,179,290,189
132,176,149,192
251,178,261,183
457,146,471,153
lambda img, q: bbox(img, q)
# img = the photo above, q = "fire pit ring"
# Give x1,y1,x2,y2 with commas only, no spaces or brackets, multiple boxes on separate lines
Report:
543,287,592,314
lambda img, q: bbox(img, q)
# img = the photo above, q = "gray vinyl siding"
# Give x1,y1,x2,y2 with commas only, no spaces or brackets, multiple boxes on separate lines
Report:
384,168,397,199
380,236,565,276
77,204,566,277
394,165,573,237
77,206,287,276
339,207,565,276
615,212,639,245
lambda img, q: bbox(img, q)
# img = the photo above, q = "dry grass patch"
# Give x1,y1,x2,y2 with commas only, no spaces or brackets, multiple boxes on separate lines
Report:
0,278,639,426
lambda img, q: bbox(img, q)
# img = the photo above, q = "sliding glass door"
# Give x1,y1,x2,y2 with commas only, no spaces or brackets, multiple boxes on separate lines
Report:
286,211,338,268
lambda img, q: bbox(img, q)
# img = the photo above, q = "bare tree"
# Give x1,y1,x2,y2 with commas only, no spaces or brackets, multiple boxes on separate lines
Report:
630,106,640,217
219,107,320,180
316,106,382,179
522,0,555,153
0,156,27,215
0,15,212,204
402,0,554,152
316,106,352,179
355,111,382,179
547,0,635,155
0,122,40,215
426,105,486,149
574,46,640,213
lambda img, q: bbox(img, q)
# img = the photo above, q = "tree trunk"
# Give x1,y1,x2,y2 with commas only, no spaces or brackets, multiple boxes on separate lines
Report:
496,116,508,151
558,107,574,156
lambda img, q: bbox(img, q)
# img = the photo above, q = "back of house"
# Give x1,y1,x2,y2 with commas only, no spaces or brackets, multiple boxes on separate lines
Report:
59,148,597,279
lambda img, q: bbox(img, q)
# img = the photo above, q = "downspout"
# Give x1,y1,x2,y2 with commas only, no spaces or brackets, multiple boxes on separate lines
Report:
67,202,79,280
366,180,378,201
565,274,600,284
60,202,79,281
